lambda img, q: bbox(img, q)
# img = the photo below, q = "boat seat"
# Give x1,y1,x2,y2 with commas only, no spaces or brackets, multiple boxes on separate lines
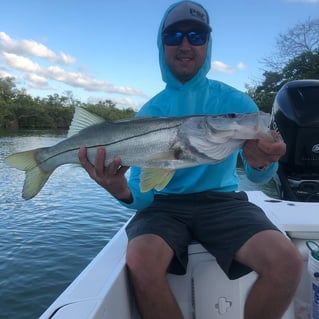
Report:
169,242,295,319
168,192,319,319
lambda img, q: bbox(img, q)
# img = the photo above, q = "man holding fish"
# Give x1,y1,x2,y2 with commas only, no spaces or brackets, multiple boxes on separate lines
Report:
79,1,303,319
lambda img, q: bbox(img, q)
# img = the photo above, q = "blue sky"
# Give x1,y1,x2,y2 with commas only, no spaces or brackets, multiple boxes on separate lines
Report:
1,0,318,110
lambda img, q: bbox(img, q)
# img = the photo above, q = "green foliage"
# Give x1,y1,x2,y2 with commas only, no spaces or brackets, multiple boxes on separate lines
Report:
85,100,136,121
247,17,319,111
0,77,136,129
248,50,319,112
282,50,319,80
0,77,17,102
0,102,16,128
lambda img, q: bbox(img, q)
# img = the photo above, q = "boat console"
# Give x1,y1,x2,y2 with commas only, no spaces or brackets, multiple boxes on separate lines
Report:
270,80,319,202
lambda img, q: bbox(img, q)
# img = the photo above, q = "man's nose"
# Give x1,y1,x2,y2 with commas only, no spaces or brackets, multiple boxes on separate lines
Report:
179,35,191,48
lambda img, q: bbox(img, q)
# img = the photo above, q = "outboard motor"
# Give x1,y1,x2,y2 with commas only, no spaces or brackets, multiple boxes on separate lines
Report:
270,80,319,202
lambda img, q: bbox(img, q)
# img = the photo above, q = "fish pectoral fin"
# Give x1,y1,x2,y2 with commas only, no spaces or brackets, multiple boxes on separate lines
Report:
154,170,175,191
140,168,175,192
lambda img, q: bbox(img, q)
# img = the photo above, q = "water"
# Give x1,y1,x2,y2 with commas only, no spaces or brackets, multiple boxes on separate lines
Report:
0,132,277,319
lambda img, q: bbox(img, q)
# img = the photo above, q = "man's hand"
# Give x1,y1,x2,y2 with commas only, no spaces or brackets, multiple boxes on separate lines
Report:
242,131,286,169
78,146,132,203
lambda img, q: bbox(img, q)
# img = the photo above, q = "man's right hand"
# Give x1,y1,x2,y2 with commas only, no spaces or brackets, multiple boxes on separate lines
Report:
78,146,133,203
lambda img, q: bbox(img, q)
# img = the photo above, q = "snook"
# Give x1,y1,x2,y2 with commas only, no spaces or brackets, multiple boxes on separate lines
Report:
5,107,273,200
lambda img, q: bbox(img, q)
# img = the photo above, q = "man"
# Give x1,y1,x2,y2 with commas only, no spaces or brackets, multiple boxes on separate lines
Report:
79,1,303,319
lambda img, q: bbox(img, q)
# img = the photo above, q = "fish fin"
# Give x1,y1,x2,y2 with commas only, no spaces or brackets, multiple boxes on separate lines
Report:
140,168,175,192
5,150,52,200
5,149,39,170
67,107,105,137
154,171,175,191
22,166,51,200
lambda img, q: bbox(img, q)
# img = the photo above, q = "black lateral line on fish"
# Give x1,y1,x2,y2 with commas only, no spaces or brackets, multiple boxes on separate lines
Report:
37,122,183,164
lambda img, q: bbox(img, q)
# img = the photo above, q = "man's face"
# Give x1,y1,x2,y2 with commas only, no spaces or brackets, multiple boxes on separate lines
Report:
163,22,209,83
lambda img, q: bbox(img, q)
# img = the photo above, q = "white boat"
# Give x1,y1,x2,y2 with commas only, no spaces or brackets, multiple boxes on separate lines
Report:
40,80,319,319
38,191,319,319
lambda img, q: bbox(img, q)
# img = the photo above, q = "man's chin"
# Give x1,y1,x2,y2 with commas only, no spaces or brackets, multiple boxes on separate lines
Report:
176,73,193,83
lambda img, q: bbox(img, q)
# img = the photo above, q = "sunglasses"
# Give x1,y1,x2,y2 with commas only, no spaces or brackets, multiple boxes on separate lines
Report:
162,30,208,46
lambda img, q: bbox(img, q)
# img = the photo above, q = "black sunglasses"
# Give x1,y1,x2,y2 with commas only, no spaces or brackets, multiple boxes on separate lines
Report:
162,30,208,46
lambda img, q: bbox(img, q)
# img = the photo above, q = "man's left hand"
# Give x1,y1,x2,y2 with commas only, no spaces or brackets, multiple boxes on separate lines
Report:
242,131,286,169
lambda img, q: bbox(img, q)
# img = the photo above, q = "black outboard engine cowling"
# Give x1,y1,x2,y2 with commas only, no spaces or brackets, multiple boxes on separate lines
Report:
270,80,319,202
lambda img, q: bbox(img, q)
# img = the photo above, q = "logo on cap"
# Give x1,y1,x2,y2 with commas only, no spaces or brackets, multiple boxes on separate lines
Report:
189,8,206,22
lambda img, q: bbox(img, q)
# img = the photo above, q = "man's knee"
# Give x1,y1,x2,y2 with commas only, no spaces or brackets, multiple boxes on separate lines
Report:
271,241,303,282
256,236,303,292
126,234,174,276
237,230,303,282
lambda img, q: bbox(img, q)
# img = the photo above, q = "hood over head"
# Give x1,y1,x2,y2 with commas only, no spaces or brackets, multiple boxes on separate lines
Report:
157,1,212,88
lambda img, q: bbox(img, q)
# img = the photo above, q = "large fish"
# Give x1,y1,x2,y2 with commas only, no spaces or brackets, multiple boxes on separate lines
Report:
5,107,273,200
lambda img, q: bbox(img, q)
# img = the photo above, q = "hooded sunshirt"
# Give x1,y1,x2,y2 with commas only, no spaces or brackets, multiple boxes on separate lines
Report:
121,1,277,210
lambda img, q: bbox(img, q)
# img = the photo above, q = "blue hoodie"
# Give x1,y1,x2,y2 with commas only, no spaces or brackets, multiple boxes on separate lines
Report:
121,1,277,210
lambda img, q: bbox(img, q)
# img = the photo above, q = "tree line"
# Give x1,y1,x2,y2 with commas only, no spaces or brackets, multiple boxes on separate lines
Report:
246,17,319,112
0,78,136,129
0,17,318,129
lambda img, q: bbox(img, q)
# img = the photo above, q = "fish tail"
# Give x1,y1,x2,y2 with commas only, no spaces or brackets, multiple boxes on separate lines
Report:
5,149,52,200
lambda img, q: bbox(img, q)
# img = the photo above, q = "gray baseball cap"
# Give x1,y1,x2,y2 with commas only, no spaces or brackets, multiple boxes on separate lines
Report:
163,1,212,32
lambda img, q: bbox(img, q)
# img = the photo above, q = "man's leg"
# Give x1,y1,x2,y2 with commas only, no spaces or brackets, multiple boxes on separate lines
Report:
126,234,184,319
235,230,303,319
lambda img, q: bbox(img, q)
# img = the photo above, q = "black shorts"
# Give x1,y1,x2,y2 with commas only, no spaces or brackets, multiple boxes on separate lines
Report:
125,191,280,280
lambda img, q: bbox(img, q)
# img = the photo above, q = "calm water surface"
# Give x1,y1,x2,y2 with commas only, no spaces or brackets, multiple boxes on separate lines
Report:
0,131,277,319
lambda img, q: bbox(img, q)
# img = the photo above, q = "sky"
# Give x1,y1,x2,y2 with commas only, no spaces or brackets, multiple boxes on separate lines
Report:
1,0,318,111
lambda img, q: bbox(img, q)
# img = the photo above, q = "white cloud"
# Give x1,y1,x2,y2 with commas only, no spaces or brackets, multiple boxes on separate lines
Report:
211,61,247,74
44,66,145,96
113,97,144,110
0,70,12,78
0,32,75,65
236,62,247,71
0,65,12,78
24,73,49,89
60,52,76,65
211,61,234,74
0,32,146,98
2,52,42,73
